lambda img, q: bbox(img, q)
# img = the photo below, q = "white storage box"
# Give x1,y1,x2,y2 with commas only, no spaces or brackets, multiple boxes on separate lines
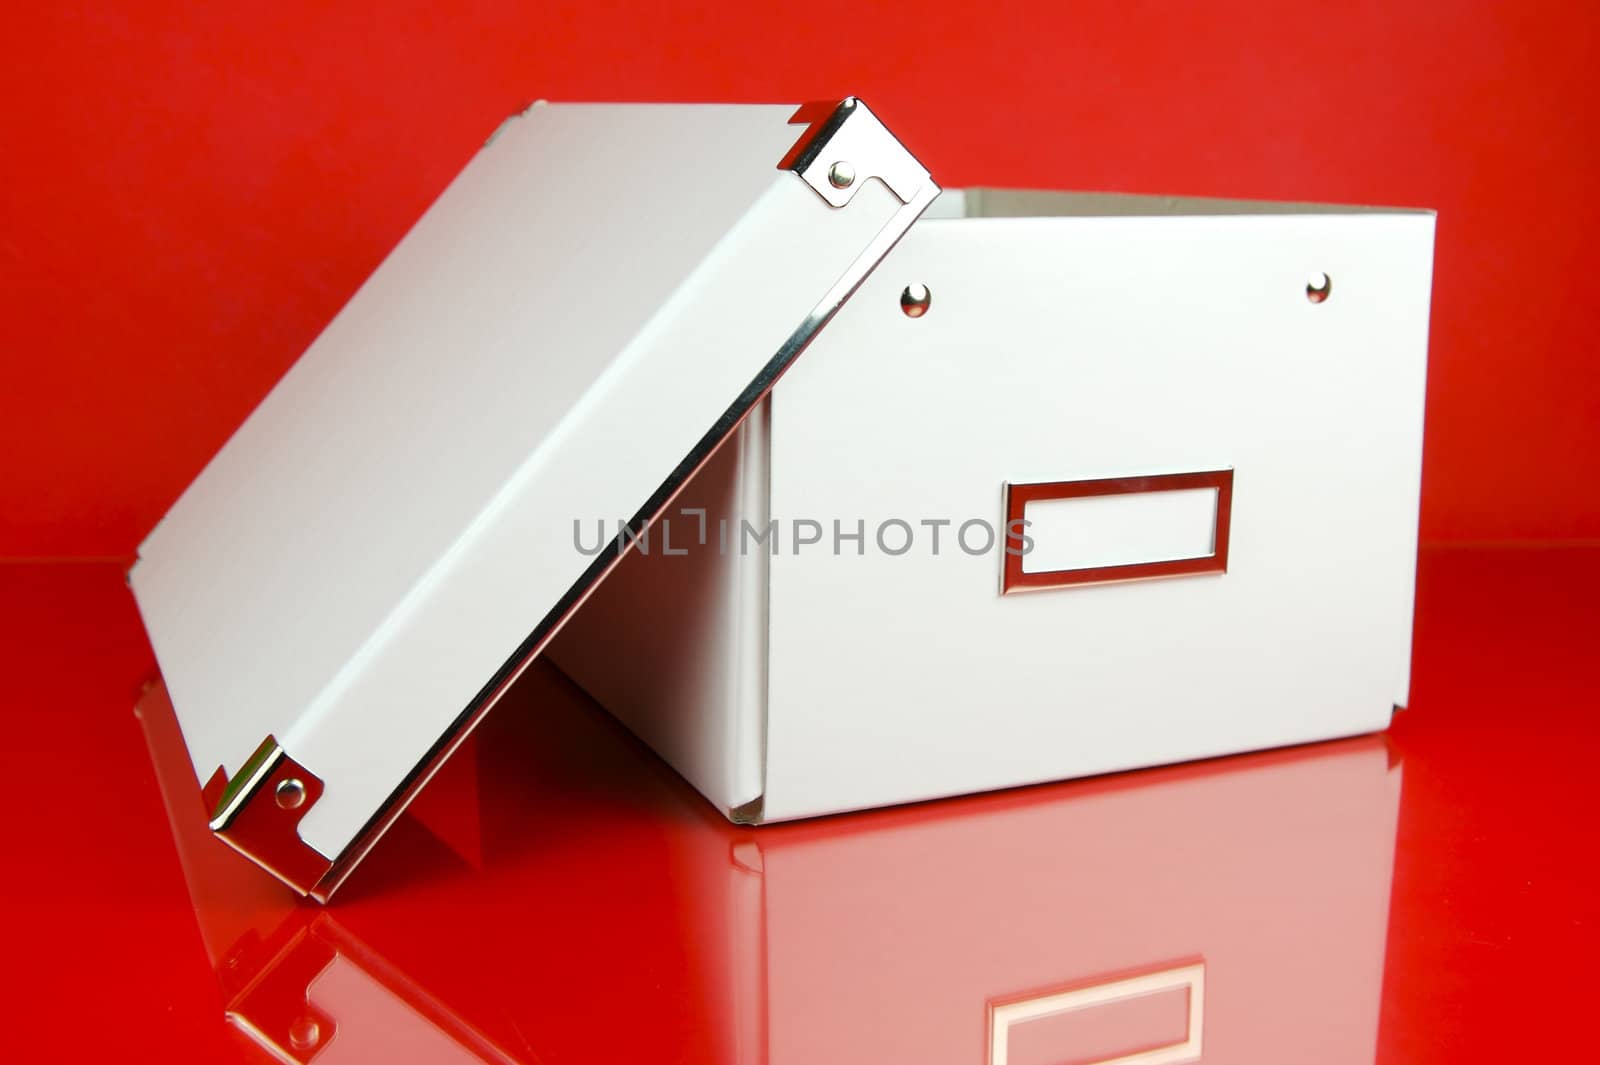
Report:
549,189,1435,823
130,94,1434,898
128,98,940,897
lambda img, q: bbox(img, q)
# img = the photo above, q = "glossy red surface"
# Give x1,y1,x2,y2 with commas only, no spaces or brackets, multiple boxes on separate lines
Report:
3,5,1599,555
2,545,1595,1062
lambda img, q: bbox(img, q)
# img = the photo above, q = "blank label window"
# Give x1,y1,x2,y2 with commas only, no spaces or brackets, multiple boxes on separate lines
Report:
1003,471,1233,594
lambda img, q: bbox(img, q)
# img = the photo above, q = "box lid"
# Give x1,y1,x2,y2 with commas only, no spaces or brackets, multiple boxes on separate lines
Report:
129,98,937,899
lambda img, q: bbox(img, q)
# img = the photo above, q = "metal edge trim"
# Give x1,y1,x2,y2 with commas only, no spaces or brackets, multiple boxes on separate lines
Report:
209,735,284,831
778,97,858,178
307,177,942,902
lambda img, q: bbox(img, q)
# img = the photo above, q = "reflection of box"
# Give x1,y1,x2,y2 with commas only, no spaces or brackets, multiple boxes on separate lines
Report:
717,733,1401,1065
139,666,1402,1065
550,190,1435,822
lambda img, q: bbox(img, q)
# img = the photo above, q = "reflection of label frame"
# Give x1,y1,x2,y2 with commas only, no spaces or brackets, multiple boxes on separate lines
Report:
1002,471,1233,594
987,960,1205,1065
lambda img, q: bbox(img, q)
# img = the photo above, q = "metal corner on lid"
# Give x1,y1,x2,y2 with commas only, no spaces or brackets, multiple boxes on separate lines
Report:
204,735,335,899
780,96,933,208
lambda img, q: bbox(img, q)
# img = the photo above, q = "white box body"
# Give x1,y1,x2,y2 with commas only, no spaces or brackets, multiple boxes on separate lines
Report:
550,189,1435,822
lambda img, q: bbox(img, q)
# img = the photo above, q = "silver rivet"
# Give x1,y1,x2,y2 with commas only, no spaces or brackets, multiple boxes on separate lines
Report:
288,1017,321,1050
900,283,931,318
1306,271,1332,304
828,161,856,189
275,778,307,810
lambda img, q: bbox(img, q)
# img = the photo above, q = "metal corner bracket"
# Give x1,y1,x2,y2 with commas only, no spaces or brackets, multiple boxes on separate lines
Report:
203,736,337,900
780,96,932,208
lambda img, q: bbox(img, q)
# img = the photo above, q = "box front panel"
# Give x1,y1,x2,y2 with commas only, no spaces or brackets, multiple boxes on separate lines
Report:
763,211,1433,819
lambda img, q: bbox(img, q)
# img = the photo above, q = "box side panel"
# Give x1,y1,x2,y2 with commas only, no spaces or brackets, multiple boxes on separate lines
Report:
547,403,771,814
1386,217,1435,709
129,102,798,792
762,212,1434,820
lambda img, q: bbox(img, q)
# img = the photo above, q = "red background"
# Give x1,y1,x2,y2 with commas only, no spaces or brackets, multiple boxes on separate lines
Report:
2,1,1596,557
1,9,1596,1059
